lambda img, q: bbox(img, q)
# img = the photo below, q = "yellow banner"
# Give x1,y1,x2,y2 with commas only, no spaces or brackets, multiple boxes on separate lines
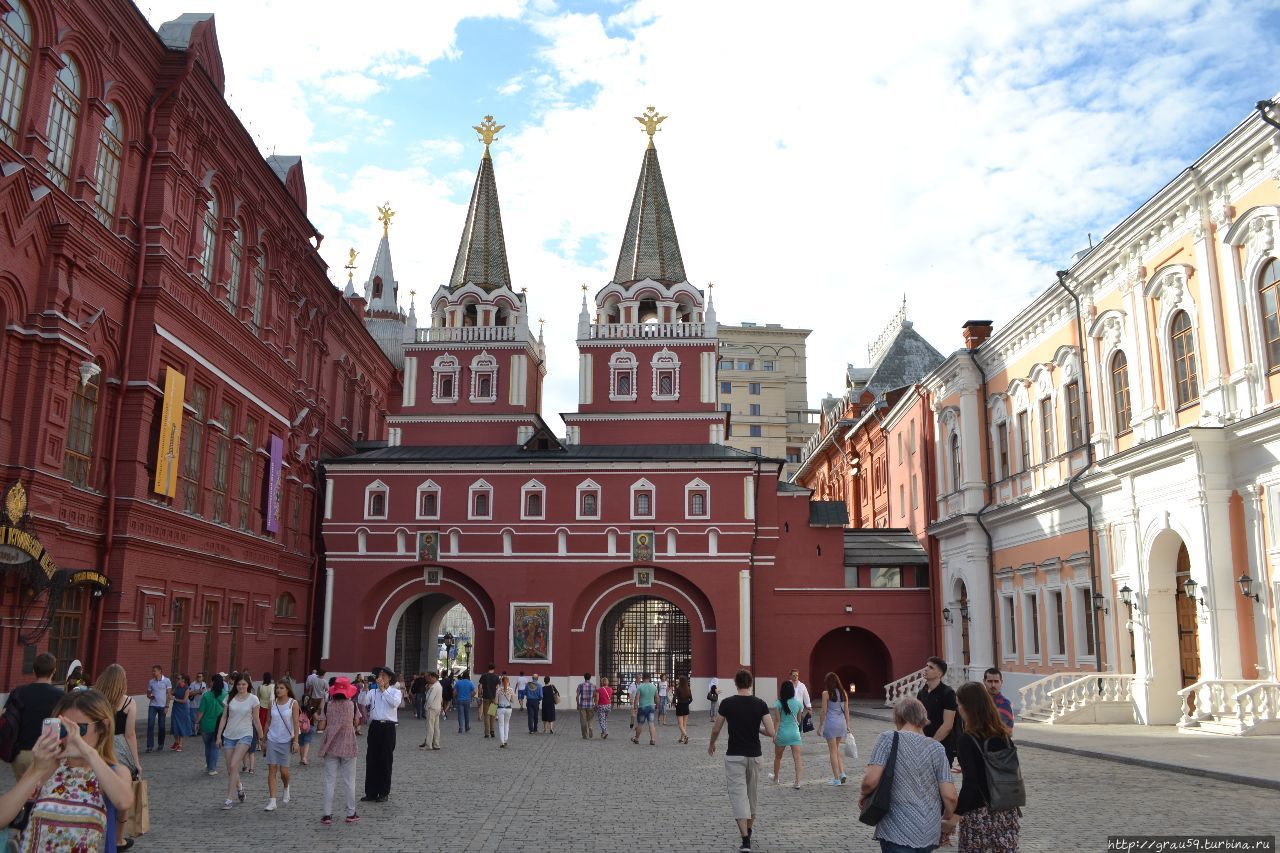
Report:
154,367,185,497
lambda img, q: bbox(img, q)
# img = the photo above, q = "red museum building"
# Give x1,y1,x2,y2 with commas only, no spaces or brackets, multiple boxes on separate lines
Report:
321,116,938,701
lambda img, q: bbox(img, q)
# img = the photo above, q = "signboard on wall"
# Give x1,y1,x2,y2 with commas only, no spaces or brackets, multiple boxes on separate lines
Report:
153,367,186,497
265,435,284,534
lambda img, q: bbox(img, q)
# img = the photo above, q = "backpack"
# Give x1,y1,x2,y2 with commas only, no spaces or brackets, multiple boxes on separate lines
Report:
298,710,311,734
971,734,1026,812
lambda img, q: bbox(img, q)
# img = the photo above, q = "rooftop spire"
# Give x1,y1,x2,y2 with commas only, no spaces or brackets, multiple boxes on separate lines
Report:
342,247,358,298
376,202,395,237
613,106,686,286
450,116,513,291
364,205,399,314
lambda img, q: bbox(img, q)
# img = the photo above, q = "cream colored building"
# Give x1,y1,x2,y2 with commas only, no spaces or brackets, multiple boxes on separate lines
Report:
716,323,817,480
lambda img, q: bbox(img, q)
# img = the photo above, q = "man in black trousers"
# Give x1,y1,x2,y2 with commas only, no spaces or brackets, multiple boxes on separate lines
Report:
360,667,403,803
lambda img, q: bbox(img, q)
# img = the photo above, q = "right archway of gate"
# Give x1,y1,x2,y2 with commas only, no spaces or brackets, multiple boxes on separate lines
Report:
809,627,891,700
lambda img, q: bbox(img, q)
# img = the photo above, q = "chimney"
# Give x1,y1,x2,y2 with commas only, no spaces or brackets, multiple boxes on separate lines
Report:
962,320,993,350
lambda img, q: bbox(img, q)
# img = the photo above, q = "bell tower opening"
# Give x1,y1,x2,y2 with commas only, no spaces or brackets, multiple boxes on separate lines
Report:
638,298,659,324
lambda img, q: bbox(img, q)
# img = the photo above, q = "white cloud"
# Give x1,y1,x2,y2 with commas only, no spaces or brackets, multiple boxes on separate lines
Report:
320,73,384,101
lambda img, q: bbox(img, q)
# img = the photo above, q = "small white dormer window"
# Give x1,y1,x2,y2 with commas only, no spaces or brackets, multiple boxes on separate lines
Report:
416,479,441,520
576,479,601,520
432,354,460,404
630,478,655,520
685,478,710,519
651,348,681,401
609,349,638,401
470,351,498,403
364,480,389,519
468,479,493,520
521,479,546,520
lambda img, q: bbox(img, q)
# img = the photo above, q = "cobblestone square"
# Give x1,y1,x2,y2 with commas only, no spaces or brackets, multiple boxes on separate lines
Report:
137,712,1277,852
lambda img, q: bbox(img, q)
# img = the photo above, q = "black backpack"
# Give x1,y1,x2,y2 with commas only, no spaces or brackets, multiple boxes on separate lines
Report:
971,734,1026,812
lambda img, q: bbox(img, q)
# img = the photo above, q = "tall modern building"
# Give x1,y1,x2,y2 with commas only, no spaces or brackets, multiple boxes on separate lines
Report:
716,323,817,480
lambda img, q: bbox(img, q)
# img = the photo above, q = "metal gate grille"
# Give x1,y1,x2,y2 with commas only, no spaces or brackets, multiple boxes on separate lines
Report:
599,597,691,705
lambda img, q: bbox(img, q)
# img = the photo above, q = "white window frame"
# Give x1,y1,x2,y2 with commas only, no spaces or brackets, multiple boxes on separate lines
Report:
1047,586,1068,662
1001,593,1018,661
650,348,681,401
609,349,638,401
520,479,546,520
468,479,493,520
415,479,441,520
432,354,460,404
364,480,389,520
469,351,498,404
1022,590,1041,661
630,478,656,520
684,478,710,520
576,479,601,520
1072,584,1098,665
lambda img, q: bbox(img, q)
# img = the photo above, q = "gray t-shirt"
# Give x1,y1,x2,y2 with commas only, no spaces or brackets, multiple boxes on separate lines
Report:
868,730,952,849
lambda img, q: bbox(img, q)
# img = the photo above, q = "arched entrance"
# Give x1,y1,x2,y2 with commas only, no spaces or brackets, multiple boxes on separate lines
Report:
1174,543,1201,689
598,596,691,702
1142,529,1201,723
809,626,891,700
390,594,474,677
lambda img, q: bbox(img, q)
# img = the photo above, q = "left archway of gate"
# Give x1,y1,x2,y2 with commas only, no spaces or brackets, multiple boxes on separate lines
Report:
355,565,495,673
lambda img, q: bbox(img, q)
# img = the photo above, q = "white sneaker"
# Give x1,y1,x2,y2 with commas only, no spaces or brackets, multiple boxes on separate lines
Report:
264,798,277,812
222,799,233,810
283,785,290,804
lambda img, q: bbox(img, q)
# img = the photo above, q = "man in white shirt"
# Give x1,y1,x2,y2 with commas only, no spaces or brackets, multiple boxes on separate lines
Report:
304,668,327,714
657,674,670,726
145,664,173,753
418,672,443,750
360,667,403,803
514,672,528,710
789,669,812,734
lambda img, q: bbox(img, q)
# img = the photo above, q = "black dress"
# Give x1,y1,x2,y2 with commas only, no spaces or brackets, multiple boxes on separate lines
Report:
541,685,557,722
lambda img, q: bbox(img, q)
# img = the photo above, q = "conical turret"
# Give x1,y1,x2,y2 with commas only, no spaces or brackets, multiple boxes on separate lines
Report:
360,203,407,368
449,116,512,292
612,106,687,287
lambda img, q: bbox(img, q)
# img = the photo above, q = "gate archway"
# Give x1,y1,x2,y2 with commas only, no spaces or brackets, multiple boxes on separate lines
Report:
389,593,474,677
809,626,892,700
598,596,691,702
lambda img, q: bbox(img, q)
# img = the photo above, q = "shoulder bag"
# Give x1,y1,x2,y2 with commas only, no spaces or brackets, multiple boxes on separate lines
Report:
858,731,899,826
971,734,1026,812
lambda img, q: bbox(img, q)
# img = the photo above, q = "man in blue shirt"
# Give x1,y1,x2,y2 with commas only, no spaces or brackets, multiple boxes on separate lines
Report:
453,670,475,734
984,668,1015,730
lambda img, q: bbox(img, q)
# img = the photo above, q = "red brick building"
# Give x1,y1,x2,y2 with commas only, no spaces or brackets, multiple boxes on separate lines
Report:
0,1,394,691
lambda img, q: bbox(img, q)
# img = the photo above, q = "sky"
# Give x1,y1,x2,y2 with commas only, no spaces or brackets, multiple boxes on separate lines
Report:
143,0,1280,425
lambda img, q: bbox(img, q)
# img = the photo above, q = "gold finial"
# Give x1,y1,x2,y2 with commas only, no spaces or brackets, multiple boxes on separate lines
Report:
5,481,27,525
581,282,588,293
708,281,715,290
635,105,667,148
376,203,395,237
521,286,528,294
473,115,505,156
344,248,359,282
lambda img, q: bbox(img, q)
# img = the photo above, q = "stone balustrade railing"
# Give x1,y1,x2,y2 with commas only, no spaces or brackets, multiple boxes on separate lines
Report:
589,321,705,340
1018,672,1083,719
1045,674,1134,721
883,663,963,707
416,326,520,343
1234,682,1280,731
1177,679,1268,726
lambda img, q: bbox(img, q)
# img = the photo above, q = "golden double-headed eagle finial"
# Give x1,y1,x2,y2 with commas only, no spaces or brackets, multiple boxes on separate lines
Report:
635,105,667,148
376,203,395,237
345,248,359,281
473,115,505,155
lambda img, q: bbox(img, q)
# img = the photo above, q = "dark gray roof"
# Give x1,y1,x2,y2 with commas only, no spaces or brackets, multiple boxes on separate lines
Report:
450,152,512,291
861,321,944,400
809,501,849,527
265,155,300,184
156,12,213,49
843,528,929,566
326,443,764,465
777,481,810,494
613,144,687,285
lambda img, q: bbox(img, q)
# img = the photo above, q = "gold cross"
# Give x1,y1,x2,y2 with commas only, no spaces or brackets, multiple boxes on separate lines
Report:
635,106,667,148
376,203,395,236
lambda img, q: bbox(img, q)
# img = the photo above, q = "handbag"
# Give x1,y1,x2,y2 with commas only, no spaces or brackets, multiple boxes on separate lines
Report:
841,732,859,762
124,778,150,836
858,731,899,826
801,711,814,733
486,701,498,718
971,734,1026,812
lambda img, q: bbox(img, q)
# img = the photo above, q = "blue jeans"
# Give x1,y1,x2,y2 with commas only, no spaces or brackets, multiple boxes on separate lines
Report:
456,702,470,732
879,841,934,853
201,730,219,772
414,692,426,718
526,700,540,732
146,705,166,750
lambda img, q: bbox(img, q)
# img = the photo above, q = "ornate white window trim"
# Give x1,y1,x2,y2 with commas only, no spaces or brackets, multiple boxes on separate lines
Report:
685,477,710,519
608,349,638,401
651,348,681,401
630,477,655,520
469,351,498,404
521,478,546,520
416,479,441,520
468,478,493,520
576,479,601,520
432,353,460,404
364,479,389,520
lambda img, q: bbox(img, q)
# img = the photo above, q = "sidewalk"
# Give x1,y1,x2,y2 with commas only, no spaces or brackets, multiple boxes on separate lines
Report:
851,702,1280,791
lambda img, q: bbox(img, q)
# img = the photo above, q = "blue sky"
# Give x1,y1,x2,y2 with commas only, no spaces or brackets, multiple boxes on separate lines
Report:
145,0,1280,420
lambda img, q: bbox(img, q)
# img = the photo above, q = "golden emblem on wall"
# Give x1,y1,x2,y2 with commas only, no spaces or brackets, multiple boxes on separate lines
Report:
5,481,26,525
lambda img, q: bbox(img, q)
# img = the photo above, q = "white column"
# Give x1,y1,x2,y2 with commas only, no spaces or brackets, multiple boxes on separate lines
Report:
1126,276,1160,438
738,569,752,667
321,567,335,660
1192,222,1229,422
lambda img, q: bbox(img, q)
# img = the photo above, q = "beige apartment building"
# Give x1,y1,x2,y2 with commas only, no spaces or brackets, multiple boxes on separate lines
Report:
716,323,818,479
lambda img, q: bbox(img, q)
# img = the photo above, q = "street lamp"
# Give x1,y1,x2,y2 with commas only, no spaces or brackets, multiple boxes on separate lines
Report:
1237,573,1261,603
464,640,473,668
942,607,953,625
1119,584,1135,609
1092,591,1108,615
1182,576,1204,607
957,603,971,623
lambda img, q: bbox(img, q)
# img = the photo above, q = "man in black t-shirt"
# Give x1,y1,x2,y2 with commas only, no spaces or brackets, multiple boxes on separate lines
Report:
4,652,63,781
708,669,776,853
916,656,958,765
477,664,500,739
410,673,428,719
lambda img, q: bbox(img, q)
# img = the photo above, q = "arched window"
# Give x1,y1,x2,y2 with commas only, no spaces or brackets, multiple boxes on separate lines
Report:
274,593,296,618
1111,351,1131,434
950,432,962,491
249,246,266,334
1259,259,1280,369
225,221,244,311
200,192,219,290
1169,310,1199,407
44,53,81,191
92,104,123,227
0,1,32,145
63,365,101,487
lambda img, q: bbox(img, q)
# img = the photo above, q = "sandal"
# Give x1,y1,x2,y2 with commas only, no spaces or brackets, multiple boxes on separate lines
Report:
631,735,639,744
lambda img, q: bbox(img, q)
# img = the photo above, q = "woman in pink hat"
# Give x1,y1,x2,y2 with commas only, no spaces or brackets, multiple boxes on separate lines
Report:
316,677,360,825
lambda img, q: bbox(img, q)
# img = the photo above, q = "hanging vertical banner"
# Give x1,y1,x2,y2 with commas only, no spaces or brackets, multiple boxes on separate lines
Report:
265,435,284,534
153,367,186,497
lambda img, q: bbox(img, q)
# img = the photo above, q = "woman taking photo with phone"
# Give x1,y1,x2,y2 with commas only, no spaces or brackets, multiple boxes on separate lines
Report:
217,673,264,810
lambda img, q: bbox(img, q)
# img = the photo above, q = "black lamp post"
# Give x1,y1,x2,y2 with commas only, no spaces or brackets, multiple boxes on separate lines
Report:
1237,573,1261,603
1182,576,1203,606
1118,584,1133,608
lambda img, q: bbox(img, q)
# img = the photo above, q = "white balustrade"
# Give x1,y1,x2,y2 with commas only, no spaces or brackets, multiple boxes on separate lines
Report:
415,326,519,343
1018,672,1083,719
1176,679,1267,727
589,321,705,340
1234,682,1280,732
883,663,963,707
1045,674,1133,721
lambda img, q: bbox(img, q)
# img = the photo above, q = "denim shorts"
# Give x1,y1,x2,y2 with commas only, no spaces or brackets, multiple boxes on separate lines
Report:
636,705,655,725
222,735,254,749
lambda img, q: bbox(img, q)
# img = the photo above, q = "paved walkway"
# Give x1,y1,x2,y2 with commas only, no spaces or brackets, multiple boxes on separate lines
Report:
130,709,1277,852
853,702,1280,789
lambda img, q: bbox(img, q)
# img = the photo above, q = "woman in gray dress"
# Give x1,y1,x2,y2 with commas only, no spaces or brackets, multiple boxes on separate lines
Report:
817,671,852,785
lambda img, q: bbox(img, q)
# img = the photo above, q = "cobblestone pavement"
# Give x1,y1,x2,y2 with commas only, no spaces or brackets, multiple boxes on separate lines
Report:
135,712,1277,852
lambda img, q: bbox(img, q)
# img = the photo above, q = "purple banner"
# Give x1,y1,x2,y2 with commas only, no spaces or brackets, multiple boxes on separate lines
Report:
266,435,284,534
